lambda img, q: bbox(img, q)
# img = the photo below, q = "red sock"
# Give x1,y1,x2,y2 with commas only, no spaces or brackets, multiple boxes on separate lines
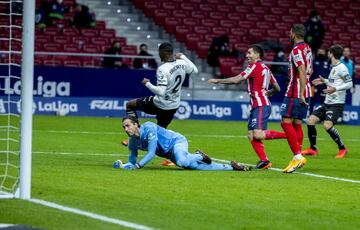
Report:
251,139,268,161
265,130,287,140
293,123,304,149
281,122,301,155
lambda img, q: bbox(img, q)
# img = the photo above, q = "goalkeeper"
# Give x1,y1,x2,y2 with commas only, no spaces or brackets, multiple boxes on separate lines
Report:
116,116,251,171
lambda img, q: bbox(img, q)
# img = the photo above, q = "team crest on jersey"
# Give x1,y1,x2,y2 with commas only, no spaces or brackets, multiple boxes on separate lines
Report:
293,53,303,63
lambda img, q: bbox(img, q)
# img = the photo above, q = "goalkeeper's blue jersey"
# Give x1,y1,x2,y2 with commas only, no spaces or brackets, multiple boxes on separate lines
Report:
127,122,185,167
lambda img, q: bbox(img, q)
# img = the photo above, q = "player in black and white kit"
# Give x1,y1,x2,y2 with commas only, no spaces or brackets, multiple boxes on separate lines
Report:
301,45,353,158
122,43,198,158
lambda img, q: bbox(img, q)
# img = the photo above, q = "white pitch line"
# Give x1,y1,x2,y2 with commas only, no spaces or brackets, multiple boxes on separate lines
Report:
212,158,360,184
33,129,360,142
33,151,130,157
29,198,156,230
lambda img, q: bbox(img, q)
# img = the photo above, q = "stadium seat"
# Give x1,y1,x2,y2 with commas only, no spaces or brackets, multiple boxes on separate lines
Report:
252,6,269,14
62,28,79,36
347,25,360,33
231,28,248,37
246,14,263,22
186,34,203,50
122,45,137,55
83,44,99,53
342,10,358,19
209,12,226,20
314,2,330,9
217,5,232,12
194,26,212,35
243,0,258,6
175,26,192,42
237,21,255,29
288,9,305,16
43,27,59,36
153,9,171,25
208,0,223,4
35,35,51,44
235,6,251,14
81,29,98,37
163,2,179,10
95,21,106,29
256,22,273,30
64,60,82,67
199,4,216,12
295,1,312,9
224,0,238,5
263,15,280,22
43,59,62,66
350,41,360,49
266,29,282,38
227,13,245,21
71,36,90,45
274,22,289,31
201,19,218,27
173,10,190,18
219,57,238,77
53,36,70,44
249,29,266,39
164,17,182,33
99,29,115,39
331,2,347,10
111,37,127,46
63,44,81,52
91,37,109,46
231,66,243,75
144,1,161,17
270,8,287,15
183,18,200,27
180,3,198,11
324,10,342,17
220,20,237,28
43,43,62,52
196,41,211,59
212,27,230,36
191,11,208,19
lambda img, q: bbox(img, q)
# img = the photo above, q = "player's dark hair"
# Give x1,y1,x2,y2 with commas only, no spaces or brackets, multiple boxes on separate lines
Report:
329,45,343,60
291,24,306,39
249,44,264,59
122,116,140,126
159,42,173,54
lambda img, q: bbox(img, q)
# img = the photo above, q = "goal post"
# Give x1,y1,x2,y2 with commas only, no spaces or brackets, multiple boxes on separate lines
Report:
19,0,35,200
0,0,35,199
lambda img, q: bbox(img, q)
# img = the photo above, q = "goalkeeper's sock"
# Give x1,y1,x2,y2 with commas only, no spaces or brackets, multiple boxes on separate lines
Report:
307,125,317,150
293,123,304,149
265,130,286,140
281,122,301,155
126,109,138,119
251,139,268,161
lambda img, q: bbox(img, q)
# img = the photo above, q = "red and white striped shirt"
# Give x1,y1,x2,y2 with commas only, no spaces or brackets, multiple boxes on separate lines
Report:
241,61,277,109
285,42,313,98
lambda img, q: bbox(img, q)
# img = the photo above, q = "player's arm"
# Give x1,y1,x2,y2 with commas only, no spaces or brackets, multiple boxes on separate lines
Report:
136,126,158,168
208,74,245,84
142,78,166,96
176,53,198,74
298,64,306,102
335,73,353,91
268,74,281,97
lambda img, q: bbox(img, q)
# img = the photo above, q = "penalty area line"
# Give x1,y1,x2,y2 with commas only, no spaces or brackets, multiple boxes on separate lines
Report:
29,198,156,230
212,158,360,184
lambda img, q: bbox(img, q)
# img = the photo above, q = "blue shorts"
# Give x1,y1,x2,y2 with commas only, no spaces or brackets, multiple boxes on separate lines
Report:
280,97,310,120
248,106,271,130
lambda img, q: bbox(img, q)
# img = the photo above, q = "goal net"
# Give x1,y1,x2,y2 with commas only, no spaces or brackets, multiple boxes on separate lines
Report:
0,0,34,199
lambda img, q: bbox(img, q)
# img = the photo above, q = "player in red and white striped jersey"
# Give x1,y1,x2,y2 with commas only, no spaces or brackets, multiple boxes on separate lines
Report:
209,44,284,169
281,24,313,173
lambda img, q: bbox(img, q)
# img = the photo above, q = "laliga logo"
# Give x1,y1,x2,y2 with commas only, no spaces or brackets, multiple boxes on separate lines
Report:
16,100,37,114
175,101,192,120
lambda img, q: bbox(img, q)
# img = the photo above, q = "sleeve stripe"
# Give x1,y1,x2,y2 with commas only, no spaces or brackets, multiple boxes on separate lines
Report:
158,84,167,86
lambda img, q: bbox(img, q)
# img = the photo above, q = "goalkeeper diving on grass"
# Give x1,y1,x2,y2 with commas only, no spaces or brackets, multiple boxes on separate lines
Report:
114,116,251,171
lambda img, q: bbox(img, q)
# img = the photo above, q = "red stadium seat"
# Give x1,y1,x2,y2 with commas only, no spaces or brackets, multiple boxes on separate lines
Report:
324,10,342,17
43,43,62,52
212,27,230,36
194,26,212,35
249,29,266,38
53,36,70,44
246,14,263,22
199,4,216,12
154,9,171,25
196,41,211,59
111,37,127,46
314,2,330,9
259,0,276,7
173,10,190,18
331,2,347,10
62,28,79,36
227,13,245,21
186,34,203,50
295,1,312,9
63,44,81,53
180,3,198,11
231,66,243,75
81,29,98,37
64,60,82,67
335,18,352,26
201,19,218,27
234,43,248,53
281,16,297,24
164,17,182,33
144,1,161,17
220,20,237,28
263,15,280,22
224,0,238,5
288,9,305,16
252,6,269,14
231,28,248,37
208,0,223,4
175,26,192,42
217,5,233,12
342,10,358,19
328,25,344,33
235,6,251,14
91,37,109,46
191,11,208,19
277,0,294,7
270,8,287,15
256,22,273,30
189,0,204,3
183,18,200,27
43,27,59,36
43,59,62,66
274,22,289,31
347,25,360,34
266,29,282,38
71,36,90,45
243,0,258,6
163,2,179,10
122,45,137,55
100,29,115,38
219,57,238,77
36,36,51,44
209,12,226,20
237,21,255,29
83,44,99,53
95,21,106,29
355,19,360,26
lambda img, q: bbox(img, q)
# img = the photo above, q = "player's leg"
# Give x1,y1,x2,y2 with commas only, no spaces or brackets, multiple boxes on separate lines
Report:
155,108,177,128
322,105,347,158
280,98,307,173
301,112,321,156
293,97,310,150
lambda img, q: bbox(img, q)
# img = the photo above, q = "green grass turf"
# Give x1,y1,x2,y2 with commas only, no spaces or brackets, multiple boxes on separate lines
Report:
0,115,359,230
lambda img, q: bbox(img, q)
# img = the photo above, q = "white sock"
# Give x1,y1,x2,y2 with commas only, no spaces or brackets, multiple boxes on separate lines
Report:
293,154,303,160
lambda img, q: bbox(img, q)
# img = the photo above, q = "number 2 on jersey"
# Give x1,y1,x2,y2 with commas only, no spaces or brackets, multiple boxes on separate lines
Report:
172,75,183,93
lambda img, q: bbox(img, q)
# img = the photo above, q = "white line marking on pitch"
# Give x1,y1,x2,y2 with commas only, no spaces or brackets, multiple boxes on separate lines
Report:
213,158,360,184
29,199,156,230
34,151,359,184
33,129,360,142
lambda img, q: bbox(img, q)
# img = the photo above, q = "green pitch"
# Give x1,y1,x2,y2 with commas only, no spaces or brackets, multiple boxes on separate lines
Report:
0,115,359,229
